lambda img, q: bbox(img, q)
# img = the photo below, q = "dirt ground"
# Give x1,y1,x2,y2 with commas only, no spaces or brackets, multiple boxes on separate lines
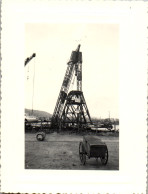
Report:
25,131,119,170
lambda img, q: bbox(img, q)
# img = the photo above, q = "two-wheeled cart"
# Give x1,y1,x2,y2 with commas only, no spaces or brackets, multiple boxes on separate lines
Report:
79,135,108,165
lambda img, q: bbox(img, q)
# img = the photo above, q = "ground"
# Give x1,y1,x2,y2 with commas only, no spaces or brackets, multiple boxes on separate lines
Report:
25,131,119,170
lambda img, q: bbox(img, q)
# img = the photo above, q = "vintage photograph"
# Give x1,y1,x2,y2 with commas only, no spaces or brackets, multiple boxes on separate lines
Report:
1,0,147,193
24,23,119,170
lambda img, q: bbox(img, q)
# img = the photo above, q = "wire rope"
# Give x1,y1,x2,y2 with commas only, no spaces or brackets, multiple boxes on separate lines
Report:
31,57,36,115
70,73,76,91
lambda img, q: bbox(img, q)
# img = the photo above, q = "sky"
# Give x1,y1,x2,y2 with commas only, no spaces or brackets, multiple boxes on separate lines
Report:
25,23,119,119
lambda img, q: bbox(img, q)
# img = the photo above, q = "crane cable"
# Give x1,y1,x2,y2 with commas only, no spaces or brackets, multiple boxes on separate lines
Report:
27,64,29,80
31,57,36,115
71,73,75,90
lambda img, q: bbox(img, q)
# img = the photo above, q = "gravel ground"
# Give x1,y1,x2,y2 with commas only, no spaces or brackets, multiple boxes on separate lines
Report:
25,131,119,170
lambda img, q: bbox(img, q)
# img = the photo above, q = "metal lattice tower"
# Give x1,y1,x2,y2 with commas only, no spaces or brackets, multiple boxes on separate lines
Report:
51,45,92,130
61,91,92,129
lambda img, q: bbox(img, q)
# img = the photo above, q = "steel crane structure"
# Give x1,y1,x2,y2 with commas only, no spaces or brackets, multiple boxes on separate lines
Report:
24,53,36,66
51,45,92,130
24,53,36,114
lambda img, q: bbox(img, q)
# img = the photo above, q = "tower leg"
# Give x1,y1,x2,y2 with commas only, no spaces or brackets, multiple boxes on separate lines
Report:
61,90,92,131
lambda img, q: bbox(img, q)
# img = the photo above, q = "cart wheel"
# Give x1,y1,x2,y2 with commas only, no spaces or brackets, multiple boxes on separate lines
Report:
100,148,108,165
79,142,86,165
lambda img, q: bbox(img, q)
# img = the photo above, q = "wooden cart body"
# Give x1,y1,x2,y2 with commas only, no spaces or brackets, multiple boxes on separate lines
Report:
79,135,108,165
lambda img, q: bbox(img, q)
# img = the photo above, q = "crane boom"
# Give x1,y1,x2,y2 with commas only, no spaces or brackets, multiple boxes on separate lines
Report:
51,45,82,128
24,53,36,66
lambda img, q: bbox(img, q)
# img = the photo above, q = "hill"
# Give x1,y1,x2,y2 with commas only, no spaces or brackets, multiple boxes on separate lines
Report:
25,109,52,118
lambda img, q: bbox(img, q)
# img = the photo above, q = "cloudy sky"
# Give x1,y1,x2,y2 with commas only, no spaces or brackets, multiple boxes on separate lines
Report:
25,23,119,119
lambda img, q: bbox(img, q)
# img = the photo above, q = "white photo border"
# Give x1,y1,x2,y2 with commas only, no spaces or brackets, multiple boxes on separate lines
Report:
1,0,147,193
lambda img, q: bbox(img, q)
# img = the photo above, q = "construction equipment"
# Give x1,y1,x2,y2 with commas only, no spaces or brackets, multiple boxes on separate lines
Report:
79,136,108,165
51,45,92,130
24,53,36,113
24,53,36,66
24,53,37,129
